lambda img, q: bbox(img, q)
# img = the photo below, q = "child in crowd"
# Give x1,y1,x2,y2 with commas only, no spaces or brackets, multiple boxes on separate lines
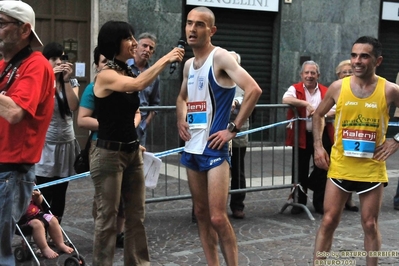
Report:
18,190,74,259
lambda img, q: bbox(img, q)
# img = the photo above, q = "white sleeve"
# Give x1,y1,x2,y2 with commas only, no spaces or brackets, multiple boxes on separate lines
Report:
282,85,297,99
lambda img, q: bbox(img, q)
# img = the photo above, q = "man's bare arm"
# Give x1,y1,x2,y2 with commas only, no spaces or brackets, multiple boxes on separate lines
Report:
215,49,262,129
373,81,399,161
313,80,341,146
176,59,191,141
0,94,25,124
312,80,341,170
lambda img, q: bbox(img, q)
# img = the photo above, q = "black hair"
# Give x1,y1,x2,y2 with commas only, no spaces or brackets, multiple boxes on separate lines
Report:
353,36,382,58
93,46,101,66
42,42,71,119
97,20,135,60
42,42,64,60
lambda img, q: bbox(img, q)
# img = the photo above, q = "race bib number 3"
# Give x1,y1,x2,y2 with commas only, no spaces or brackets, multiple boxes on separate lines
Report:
342,129,376,158
187,101,208,129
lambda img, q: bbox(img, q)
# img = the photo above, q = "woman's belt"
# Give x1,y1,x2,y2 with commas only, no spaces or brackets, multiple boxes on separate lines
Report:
96,139,139,153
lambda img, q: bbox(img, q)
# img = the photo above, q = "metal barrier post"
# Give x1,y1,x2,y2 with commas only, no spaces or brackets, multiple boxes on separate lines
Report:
278,106,315,220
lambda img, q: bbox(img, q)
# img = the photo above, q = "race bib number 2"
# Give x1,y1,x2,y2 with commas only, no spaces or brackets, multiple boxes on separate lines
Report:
187,101,207,129
342,129,376,158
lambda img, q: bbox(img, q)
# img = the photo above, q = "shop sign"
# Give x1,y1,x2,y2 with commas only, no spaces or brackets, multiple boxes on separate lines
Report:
186,0,279,12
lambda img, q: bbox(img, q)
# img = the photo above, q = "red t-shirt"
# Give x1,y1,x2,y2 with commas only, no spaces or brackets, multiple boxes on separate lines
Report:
0,51,55,163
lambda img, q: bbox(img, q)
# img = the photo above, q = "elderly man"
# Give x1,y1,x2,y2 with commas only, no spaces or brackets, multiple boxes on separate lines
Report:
282,61,334,215
0,1,55,265
127,32,160,146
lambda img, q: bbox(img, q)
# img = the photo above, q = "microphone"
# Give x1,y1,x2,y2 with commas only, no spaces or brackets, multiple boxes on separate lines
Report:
169,39,186,74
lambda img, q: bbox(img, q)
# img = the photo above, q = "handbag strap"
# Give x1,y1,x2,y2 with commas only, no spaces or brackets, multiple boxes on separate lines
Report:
83,131,94,151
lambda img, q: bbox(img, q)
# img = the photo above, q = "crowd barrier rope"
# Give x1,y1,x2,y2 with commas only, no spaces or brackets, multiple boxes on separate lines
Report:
34,119,297,190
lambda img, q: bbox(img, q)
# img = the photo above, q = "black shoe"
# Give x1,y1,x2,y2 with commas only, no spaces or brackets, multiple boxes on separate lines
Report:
191,209,197,223
313,204,324,214
116,232,124,248
232,209,245,219
344,203,359,212
291,206,304,215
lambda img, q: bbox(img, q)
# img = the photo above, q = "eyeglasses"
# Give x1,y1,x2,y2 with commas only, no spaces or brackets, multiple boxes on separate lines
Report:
0,21,22,29
340,70,353,75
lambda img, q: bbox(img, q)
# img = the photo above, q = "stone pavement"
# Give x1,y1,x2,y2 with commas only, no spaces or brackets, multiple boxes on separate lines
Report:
14,150,399,266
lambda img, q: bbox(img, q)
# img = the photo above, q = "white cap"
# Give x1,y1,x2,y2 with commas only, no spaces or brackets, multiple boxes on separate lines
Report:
0,1,42,47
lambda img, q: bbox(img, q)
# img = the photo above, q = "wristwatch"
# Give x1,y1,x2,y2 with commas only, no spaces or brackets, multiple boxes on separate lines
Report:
393,133,399,143
227,122,240,133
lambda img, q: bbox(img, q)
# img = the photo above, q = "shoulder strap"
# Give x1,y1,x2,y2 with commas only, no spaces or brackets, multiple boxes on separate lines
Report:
0,45,33,93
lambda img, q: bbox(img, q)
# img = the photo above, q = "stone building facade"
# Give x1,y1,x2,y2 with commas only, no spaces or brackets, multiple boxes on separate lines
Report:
25,0,399,147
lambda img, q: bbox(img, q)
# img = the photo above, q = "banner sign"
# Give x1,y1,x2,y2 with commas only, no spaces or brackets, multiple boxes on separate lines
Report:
186,0,279,12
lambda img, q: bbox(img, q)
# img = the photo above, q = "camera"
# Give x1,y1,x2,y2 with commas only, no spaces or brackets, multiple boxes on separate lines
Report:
61,54,69,63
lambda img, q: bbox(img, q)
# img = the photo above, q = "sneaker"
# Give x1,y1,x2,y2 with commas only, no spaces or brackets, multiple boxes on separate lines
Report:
116,232,124,248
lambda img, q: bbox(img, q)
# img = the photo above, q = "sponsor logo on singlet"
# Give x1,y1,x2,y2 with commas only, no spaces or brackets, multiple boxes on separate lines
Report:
187,101,206,112
342,114,379,128
345,101,358,106
365,102,377,108
342,129,376,141
198,77,205,91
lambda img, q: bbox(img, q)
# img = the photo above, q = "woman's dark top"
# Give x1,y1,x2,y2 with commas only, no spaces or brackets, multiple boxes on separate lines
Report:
95,89,139,143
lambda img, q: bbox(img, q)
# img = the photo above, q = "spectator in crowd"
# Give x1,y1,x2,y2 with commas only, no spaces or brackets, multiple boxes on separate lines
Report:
17,190,74,259
334,59,358,212
127,32,160,146
312,36,399,265
35,42,80,224
0,1,55,264
229,51,249,219
176,7,262,265
282,60,334,215
91,20,183,265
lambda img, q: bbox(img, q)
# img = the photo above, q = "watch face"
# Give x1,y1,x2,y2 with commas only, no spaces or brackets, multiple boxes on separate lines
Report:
227,122,238,132
395,133,399,142
227,122,235,132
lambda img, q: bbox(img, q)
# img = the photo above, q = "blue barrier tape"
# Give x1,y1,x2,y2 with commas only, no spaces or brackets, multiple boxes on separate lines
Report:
298,118,399,127
34,118,398,189
154,118,297,159
34,171,90,189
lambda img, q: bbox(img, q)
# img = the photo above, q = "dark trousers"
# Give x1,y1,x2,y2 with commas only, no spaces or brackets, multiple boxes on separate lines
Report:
35,176,69,222
230,146,247,211
291,130,331,208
